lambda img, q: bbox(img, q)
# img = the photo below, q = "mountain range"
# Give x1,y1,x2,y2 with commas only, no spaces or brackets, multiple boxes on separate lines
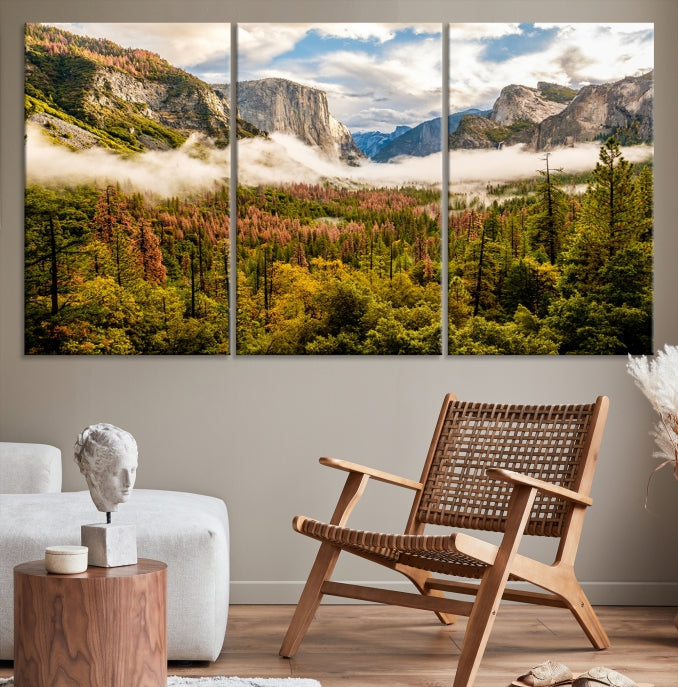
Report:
353,126,412,158
448,73,653,151
24,23,654,168
371,109,489,161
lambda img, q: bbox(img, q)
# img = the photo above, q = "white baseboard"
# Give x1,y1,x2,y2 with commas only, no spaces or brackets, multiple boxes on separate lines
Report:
230,580,678,606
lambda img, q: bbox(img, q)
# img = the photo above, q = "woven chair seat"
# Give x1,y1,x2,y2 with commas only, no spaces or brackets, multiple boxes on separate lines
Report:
295,516,489,578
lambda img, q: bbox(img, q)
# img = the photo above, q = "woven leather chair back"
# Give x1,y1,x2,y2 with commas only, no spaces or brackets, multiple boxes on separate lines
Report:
416,399,598,537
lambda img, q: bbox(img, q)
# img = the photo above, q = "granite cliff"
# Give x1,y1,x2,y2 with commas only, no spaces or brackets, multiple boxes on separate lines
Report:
511,71,654,149
236,77,364,162
490,82,575,125
25,24,653,163
449,72,653,151
85,66,233,147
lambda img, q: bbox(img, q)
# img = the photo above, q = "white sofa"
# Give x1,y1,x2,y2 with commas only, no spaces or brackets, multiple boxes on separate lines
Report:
0,442,229,662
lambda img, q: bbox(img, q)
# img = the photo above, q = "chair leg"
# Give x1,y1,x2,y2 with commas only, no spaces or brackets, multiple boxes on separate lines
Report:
453,484,537,687
452,566,508,687
563,582,610,650
279,542,341,658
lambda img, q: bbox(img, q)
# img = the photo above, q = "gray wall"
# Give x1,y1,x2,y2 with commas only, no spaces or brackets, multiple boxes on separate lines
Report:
2,0,677,605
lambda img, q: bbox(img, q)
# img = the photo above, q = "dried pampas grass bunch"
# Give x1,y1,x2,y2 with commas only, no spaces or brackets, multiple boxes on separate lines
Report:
627,344,678,499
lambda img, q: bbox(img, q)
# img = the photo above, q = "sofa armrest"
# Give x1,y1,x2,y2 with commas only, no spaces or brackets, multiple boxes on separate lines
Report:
0,442,62,493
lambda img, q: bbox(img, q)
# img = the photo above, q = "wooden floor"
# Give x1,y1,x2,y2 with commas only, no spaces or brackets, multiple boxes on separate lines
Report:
1,605,676,686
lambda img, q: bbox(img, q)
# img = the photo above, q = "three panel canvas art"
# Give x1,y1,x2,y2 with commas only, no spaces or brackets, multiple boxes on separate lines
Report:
24,23,654,355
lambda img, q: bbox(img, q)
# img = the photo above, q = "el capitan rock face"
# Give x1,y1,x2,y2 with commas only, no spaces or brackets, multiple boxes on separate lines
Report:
236,77,364,162
25,25,362,161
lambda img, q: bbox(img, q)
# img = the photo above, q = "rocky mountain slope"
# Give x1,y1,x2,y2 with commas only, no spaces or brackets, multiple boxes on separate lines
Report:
373,120,441,161
24,23,260,153
373,109,488,161
236,77,364,162
449,72,653,151
490,82,576,125
25,24,653,163
511,71,653,149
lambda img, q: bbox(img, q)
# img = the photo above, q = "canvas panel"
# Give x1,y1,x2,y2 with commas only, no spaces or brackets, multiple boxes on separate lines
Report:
24,23,231,355
235,23,444,355
447,22,654,355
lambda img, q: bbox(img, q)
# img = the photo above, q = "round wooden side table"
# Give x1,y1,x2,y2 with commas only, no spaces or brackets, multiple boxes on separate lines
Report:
14,558,167,687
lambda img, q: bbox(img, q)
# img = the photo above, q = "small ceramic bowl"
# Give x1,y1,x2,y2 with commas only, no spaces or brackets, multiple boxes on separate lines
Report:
45,545,89,574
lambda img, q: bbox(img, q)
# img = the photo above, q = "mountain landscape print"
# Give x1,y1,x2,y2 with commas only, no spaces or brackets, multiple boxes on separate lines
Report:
235,23,443,354
445,23,654,354
24,22,232,354
23,21,653,357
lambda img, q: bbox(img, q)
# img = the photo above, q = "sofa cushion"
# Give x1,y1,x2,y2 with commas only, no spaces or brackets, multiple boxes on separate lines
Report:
0,488,229,661
0,442,62,494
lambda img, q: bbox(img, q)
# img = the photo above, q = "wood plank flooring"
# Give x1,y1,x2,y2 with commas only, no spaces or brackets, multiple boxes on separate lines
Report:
1,605,676,685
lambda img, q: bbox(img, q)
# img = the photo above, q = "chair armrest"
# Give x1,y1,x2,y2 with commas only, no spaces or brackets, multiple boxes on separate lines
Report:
320,457,423,491
486,467,593,507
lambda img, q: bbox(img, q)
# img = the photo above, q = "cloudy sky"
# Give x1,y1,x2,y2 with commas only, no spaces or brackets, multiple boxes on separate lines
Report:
448,22,654,112
238,23,442,132
50,22,652,134
51,23,231,83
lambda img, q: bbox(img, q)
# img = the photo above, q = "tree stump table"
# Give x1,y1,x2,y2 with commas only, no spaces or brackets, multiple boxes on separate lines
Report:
14,558,167,687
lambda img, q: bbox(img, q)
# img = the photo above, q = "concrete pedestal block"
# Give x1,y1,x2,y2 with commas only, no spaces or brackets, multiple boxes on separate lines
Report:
81,523,137,567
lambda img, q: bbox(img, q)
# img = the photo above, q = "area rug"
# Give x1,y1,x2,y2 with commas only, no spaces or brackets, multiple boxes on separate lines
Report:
167,679,320,687
0,678,320,687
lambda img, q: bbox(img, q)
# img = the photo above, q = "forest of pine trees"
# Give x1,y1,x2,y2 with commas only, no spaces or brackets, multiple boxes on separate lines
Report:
25,137,652,355
236,184,442,354
25,184,230,354
448,137,653,354
234,136,651,355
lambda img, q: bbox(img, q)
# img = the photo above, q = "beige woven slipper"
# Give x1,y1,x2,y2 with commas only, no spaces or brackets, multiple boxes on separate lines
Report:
572,667,638,687
512,660,573,687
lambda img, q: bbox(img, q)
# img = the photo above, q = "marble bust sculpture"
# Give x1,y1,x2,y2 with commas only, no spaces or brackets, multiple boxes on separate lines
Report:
74,423,138,515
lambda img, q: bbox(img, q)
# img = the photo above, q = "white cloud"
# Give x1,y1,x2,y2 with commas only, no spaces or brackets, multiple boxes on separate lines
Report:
449,23,520,40
240,25,442,132
541,23,653,85
238,23,440,67
314,46,441,128
237,24,309,68
449,142,653,184
449,23,653,111
237,133,443,188
25,124,230,197
238,134,653,191
26,124,653,199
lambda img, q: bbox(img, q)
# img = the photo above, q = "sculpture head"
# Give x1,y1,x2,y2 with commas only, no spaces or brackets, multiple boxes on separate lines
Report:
74,423,138,513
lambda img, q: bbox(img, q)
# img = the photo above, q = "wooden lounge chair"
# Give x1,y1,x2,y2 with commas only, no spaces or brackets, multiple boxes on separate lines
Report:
280,393,610,687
